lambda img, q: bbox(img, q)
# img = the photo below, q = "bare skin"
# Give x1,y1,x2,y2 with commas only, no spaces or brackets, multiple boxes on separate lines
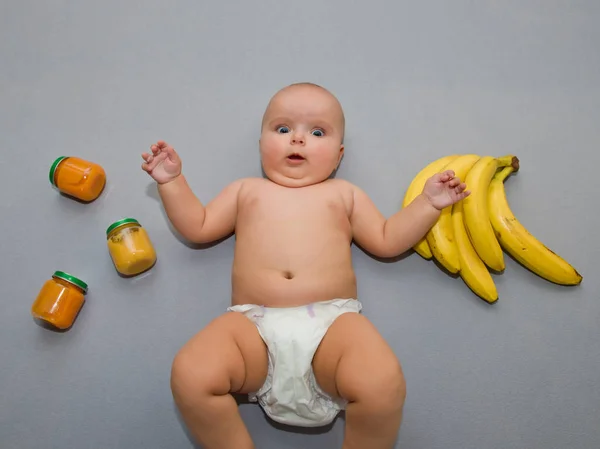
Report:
142,82,470,449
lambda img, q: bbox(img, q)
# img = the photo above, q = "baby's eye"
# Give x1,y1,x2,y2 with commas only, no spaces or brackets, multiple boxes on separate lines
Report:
311,129,325,137
276,126,290,134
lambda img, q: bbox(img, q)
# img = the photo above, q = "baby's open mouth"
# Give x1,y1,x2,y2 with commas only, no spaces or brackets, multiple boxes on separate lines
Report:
288,153,305,160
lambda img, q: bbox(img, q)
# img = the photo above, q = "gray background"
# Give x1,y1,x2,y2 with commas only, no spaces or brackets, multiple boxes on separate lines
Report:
1,1,599,448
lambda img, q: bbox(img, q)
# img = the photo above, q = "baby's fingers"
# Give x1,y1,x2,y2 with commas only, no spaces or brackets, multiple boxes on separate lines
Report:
145,152,168,170
164,144,180,162
439,170,455,182
142,153,155,165
448,177,463,187
151,140,168,155
454,182,467,192
456,189,471,200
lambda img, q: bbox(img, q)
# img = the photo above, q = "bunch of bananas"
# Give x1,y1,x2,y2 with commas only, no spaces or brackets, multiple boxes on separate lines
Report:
403,154,582,303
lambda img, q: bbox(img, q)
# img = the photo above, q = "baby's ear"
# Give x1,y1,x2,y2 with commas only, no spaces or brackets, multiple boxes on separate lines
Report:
337,144,345,165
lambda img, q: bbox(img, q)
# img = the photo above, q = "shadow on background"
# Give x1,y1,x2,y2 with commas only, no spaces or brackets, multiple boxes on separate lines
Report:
172,394,344,449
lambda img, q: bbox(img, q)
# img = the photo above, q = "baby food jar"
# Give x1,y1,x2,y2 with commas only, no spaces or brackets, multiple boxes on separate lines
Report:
31,271,88,330
49,156,106,202
106,218,157,276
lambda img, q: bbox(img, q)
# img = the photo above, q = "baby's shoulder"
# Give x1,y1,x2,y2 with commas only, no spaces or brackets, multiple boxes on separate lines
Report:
234,177,272,199
233,177,265,190
325,178,357,196
322,178,358,214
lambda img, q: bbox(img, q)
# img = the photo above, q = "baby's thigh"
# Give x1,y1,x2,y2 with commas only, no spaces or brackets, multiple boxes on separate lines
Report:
171,312,268,396
312,313,406,403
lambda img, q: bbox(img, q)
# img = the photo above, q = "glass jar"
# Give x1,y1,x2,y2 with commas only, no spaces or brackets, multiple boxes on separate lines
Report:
49,156,106,202
106,218,157,276
31,271,88,330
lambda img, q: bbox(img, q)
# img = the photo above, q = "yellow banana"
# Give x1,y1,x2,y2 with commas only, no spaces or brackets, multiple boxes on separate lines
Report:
452,200,498,303
488,166,582,285
462,155,517,272
425,154,481,274
403,154,459,260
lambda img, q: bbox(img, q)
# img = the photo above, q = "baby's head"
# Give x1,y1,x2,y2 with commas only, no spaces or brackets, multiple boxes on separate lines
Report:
259,82,345,187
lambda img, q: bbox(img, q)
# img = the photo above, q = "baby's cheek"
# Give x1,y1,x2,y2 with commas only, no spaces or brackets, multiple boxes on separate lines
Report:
321,152,341,168
262,139,285,159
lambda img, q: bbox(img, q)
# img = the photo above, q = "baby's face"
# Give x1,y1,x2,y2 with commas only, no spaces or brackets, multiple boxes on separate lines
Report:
259,85,345,188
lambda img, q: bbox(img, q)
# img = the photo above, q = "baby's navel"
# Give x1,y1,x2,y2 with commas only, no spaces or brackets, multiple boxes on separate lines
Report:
283,271,294,280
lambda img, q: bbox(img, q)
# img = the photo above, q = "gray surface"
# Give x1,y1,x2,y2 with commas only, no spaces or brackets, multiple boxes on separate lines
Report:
1,1,599,448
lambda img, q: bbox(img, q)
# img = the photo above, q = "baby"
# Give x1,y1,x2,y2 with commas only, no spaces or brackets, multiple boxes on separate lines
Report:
141,82,469,449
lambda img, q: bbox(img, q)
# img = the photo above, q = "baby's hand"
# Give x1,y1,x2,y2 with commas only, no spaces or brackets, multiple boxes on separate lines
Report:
141,141,182,184
422,170,470,210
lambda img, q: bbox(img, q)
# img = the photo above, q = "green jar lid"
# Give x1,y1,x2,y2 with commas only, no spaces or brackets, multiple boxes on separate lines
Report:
106,218,140,237
52,271,88,293
49,156,68,186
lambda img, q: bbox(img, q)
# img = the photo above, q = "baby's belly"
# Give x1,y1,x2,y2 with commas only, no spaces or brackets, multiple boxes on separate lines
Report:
231,249,357,307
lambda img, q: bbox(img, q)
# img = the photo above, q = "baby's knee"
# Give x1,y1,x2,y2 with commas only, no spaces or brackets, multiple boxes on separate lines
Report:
170,347,222,402
358,359,406,414
170,349,198,400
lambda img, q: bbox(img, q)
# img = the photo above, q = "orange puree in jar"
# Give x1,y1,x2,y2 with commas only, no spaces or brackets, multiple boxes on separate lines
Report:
31,271,87,330
49,156,106,202
106,218,157,276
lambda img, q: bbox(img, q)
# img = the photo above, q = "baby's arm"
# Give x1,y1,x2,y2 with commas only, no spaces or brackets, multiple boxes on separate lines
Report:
158,176,244,244
349,184,440,258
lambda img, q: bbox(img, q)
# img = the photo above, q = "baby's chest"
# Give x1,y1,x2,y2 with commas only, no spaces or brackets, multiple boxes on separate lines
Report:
242,189,350,222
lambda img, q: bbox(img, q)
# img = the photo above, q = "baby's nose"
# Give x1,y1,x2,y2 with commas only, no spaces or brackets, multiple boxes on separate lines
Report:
291,134,305,145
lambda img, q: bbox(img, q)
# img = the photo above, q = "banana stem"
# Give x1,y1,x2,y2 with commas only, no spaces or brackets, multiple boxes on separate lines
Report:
496,155,520,171
494,166,515,182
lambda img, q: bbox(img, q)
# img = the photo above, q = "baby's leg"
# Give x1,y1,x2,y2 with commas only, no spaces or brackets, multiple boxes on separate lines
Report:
312,313,406,449
170,312,268,449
